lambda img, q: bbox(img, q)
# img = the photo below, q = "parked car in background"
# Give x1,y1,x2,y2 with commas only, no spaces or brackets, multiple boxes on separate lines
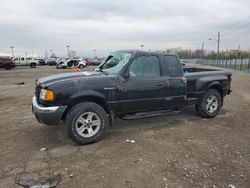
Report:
85,59,93,66
45,59,57,66
92,58,102,65
180,60,186,67
56,59,86,69
38,58,46,65
14,57,38,68
56,58,66,65
0,57,15,70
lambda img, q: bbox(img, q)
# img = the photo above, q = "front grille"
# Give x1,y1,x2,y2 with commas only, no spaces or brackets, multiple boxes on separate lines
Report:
35,85,41,99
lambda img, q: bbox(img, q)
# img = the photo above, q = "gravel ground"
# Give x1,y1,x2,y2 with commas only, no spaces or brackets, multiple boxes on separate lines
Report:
0,65,249,188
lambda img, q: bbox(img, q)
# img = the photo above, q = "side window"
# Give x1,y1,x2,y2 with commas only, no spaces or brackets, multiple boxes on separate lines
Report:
164,56,182,77
129,55,161,77
21,57,25,61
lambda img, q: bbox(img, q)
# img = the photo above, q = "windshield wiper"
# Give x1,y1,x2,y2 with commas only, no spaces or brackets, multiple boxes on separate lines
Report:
96,69,109,75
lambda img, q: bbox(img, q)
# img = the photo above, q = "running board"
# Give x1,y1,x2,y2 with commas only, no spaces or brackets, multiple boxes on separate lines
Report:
122,109,181,120
186,97,199,105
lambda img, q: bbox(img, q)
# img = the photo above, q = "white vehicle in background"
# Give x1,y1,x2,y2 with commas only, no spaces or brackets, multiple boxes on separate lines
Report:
56,58,86,69
14,57,38,68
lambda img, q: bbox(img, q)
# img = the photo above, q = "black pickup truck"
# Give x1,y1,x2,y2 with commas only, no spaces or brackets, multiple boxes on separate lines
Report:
32,50,232,144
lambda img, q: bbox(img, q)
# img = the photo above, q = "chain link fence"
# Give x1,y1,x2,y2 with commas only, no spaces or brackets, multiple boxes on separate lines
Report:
189,58,250,72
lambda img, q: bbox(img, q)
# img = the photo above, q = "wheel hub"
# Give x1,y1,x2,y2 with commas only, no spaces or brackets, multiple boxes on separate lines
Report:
206,94,219,113
75,112,101,138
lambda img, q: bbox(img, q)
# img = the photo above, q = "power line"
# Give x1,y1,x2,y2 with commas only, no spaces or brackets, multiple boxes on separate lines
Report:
222,27,250,41
221,22,249,34
223,23,250,38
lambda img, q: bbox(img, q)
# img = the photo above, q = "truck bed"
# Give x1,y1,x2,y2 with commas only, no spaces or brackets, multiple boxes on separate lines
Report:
183,67,231,100
183,67,231,78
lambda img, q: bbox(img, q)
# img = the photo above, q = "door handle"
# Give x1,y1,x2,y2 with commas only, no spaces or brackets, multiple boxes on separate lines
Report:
181,77,187,84
157,82,164,86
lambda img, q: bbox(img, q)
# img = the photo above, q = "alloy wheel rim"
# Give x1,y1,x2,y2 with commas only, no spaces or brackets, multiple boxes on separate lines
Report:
75,112,101,138
206,95,219,113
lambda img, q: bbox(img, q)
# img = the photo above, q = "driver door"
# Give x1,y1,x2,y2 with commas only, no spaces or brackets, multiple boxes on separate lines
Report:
119,54,169,113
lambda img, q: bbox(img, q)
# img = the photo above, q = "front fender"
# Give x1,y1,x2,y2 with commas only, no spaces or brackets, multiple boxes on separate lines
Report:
69,90,106,102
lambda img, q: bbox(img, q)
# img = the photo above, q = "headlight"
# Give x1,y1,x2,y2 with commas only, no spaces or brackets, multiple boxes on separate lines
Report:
39,89,55,101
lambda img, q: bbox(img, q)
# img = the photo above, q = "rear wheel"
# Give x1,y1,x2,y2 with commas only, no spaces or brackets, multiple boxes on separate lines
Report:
65,102,109,145
30,63,36,68
196,89,222,118
4,65,12,70
79,64,84,69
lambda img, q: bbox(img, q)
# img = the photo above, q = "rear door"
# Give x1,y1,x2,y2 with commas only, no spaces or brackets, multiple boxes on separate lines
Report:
15,57,23,66
26,58,31,65
163,55,187,108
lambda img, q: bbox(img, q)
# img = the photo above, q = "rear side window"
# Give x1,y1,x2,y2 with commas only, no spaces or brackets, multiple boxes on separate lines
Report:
164,55,182,77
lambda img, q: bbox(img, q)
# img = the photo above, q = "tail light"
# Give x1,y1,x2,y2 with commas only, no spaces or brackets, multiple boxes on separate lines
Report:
229,75,232,89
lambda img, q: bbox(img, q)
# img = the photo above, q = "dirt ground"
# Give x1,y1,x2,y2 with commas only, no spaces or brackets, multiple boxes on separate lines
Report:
0,65,249,188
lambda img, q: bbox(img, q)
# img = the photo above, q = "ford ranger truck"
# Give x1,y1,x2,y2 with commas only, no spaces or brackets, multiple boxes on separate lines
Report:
32,50,232,144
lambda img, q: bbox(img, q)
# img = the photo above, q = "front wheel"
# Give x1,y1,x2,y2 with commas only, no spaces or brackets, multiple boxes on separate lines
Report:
78,64,84,69
65,102,109,145
196,89,222,118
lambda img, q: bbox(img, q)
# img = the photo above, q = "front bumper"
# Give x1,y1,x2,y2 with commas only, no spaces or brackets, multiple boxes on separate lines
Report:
32,96,67,125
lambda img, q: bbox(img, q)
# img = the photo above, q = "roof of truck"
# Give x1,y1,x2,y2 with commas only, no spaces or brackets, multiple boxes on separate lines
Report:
116,50,177,56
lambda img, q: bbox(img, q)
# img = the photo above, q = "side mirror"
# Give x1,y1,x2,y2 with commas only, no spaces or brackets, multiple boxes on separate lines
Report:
123,70,130,80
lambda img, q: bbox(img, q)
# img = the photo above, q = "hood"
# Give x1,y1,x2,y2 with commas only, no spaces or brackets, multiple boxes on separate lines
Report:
36,71,104,87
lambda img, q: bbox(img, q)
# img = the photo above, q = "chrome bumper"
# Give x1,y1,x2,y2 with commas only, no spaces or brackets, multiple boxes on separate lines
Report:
32,96,59,113
32,96,67,125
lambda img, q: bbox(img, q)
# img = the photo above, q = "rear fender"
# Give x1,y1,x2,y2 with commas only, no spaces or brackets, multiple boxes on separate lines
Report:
196,75,226,92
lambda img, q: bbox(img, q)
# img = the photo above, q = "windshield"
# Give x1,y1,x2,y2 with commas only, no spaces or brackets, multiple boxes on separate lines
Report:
99,52,132,75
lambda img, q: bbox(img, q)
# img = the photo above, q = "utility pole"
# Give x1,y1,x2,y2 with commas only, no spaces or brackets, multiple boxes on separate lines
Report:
217,32,220,61
238,44,241,58
93,49,96,58
10,46,14,57
140,44,144,50
31,43,34,57
66,45,70,58
200,42,204,59
50,49,53,58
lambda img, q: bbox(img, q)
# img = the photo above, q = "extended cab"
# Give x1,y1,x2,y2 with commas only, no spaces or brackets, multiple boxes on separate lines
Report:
32,50,232,144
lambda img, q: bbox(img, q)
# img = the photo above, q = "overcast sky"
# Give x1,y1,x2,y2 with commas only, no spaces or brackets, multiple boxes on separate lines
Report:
0,0,250,57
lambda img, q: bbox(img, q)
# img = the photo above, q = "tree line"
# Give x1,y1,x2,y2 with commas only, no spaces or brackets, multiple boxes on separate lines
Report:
166,47,250,59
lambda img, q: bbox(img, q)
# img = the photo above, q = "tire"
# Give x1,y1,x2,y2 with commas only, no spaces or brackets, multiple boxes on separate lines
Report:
79,64,84,69
196,89,222,118
30,63,36,68
56,62,63,69
4,65,11,70
65,102,109,145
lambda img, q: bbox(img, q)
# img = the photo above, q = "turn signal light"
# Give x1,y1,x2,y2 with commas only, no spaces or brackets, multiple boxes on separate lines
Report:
44,90,54,101
40,89,55,101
